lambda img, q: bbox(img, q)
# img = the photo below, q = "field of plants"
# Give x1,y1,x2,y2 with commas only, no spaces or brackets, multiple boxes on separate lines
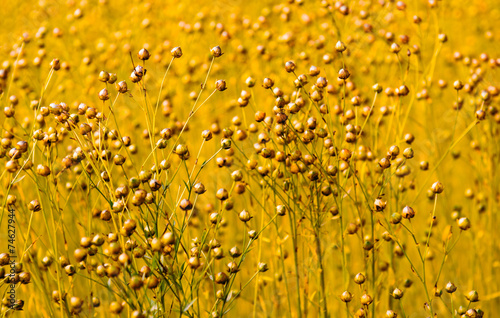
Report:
0,0,499,317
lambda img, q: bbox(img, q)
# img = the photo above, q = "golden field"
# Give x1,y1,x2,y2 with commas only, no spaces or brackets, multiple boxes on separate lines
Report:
0,0,499,317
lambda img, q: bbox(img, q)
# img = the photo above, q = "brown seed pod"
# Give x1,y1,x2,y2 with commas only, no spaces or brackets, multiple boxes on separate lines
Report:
98,88,109,101
285,61,296,73
215,79,227,91
210,46,223,57
171,46,182,58
138,48,150,60
401,206,415,219
338,68,350,80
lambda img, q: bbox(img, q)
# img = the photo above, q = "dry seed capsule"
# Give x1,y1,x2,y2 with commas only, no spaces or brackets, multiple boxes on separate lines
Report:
238,210,252,222
360,293,373,305
402,206,415,219
338,68,350,80
354,273,366,284
138,48,150,60
109,301,124,314
262,77,274,88
116,81,128,93
445,282,457,293
340,291,353,302
335,41,347,52
98,71,109,82
215,79,227,91
215,272,229,284
431,181,444,194
258,262,269,272
285,61,296,73
392,288,404,299
98,88,109,101
108,73,117,84
466,290,479,302
171,46,182,58
50,58,60,70
457,217,471,230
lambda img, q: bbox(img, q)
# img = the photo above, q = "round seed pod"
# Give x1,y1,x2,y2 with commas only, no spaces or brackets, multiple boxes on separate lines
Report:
285,61,296,73
109,301,124,314
215,272,229,284
210,46,223,57
457,217,471,230
431,181,444,194
138,48,150,60
98,88,109,101
354,273,366,284
466,290,479,302
392,288,404,299
360,293,373,305
98,71,109,82
340,291,353,302
171,46,182,58
401,206,415,219
215,79,227,91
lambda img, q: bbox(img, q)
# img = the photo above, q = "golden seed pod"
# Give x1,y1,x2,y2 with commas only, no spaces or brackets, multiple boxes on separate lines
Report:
340,291,353,302
354,273,366,284
262,77,274,88
276,205,286,216
402,206,415,219
109,301,124,314
179,199,193,211
454,80,464,90
138,48,150,60
403,147,414,159
457,217,471,230
36,164,51,176
257,262,269,272
392,288,404,299
248,230,258,239
335,41,346,52
438,33,448,43
284,60,296,73
175,144,188,155
445,281,457,293
98,71,109,82
116,81,128,93
238,209,252,222
210,46,223,57
431,181,444,194
246,76,256,87
134,65,145,77
378,158,391,169
70,296,83,309
386,309,397,318
202,129,212,141
390,42,401,53
466,290,479,302
108,73,117,84
74,248,87,262
98,88,109,101
338,68,350,80
216,188,229,201
475,109,486,120
360,293,373,305
0,253,10,266
215,272,229,284
171,46,183,58
50,58,60,70
27,199,41,212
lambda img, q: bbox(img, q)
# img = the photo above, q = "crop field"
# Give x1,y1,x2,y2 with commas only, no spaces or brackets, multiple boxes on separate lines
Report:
0,0,499,317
